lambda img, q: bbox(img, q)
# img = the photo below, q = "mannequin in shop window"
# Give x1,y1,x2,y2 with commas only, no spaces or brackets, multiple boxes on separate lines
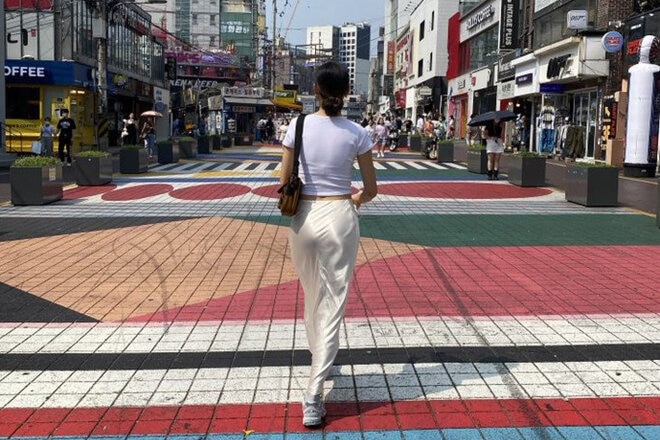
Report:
538,105,556,154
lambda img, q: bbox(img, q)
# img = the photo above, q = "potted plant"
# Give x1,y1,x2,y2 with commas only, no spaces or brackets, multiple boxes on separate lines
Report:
221,134,232,148
10,156,63,205
507,151,546,187
565,161,619,207
119,144,148,174
467,144,488,174
197,135,211,154
175,136,198,159
436,140,455,163
73,150,112,186
156,140,179,164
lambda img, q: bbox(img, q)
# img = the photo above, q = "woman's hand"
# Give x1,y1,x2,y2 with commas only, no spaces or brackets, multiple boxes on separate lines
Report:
352,191,363,209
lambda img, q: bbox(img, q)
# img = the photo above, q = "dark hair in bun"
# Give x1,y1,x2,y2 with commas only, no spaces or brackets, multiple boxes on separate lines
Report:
314,61,349,117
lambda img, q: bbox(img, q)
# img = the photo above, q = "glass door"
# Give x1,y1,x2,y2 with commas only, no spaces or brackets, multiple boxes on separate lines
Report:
572,90,598,158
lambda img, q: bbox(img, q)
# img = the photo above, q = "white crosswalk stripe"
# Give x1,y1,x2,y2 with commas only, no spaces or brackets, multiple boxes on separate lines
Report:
150,160,466,174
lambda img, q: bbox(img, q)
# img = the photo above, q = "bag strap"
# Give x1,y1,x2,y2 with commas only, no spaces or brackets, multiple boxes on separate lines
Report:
292,114,307,177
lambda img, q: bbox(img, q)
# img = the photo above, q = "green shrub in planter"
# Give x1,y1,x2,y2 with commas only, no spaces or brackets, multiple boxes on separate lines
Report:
409,134,422,152
507,151,546,187
10,156,63,205
119,144,148,174
74,150,112,186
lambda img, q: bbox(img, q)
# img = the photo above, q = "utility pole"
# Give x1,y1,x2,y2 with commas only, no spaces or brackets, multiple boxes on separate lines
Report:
96,2,108,116
0,1,9,164
271,0,277,92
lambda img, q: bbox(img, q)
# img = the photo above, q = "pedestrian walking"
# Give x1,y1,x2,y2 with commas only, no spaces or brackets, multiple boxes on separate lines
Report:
140,119,156,157
279,61,377,428
484,119,505,180
123,113,138,145
40,116,56,157
56,109,76,165
373,117,388,158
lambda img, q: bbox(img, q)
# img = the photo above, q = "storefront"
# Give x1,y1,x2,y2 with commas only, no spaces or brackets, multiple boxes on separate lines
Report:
4,60,96,153
535,36,609,158
447,73,470,139
221,87,274,144
511,53,540,151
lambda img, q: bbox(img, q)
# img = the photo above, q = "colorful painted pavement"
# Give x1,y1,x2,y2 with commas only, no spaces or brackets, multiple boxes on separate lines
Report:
0,148,659,439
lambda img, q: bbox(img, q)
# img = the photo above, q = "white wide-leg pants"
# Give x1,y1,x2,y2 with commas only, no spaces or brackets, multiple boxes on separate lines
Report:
290,199,359,397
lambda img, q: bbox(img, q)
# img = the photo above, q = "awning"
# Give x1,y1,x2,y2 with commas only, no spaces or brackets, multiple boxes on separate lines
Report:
224,96,274,107
272,99,302,111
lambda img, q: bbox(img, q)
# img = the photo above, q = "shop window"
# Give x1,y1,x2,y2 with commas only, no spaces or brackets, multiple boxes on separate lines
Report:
6,87,40,120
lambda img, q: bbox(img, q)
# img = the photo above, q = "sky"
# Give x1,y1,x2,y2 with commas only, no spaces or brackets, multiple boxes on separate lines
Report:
265,0,386,54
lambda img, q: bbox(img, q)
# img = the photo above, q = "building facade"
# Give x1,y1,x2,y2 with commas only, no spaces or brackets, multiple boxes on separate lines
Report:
4,0,167,152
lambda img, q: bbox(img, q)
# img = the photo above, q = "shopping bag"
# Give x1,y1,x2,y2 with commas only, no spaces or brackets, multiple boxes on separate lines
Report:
31,141,42,155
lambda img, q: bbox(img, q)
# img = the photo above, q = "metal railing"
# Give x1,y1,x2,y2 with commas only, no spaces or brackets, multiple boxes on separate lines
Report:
4,124,25,154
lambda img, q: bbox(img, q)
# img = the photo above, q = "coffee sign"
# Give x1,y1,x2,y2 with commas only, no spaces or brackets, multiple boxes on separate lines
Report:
466,4,496,31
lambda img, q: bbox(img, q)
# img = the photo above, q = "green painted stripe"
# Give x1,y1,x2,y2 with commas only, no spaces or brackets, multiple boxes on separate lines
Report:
235,214,660,247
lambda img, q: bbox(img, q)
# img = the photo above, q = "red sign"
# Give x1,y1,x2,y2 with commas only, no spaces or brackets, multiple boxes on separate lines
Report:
395,89,406,109
4,0,53,10
386,41,396,75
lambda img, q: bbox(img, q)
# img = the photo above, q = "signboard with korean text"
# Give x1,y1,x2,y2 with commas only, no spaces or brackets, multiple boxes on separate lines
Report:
499,0,519,50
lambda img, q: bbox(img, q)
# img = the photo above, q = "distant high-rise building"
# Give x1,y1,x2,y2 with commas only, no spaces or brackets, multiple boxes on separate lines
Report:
305,22,371,96
161,0,259,63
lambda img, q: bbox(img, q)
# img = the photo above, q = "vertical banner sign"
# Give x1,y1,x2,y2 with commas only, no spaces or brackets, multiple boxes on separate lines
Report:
500,0,519,50
386,41,396,75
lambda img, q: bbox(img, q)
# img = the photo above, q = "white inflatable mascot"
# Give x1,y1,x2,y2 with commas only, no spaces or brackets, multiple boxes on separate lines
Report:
625,35,660,177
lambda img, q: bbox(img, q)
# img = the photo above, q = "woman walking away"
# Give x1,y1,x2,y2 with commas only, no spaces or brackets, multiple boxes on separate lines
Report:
484,119,504,180
373,117,388,158
279,61,377,428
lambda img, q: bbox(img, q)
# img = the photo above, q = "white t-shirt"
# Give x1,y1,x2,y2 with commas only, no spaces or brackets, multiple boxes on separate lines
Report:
283,114,372,196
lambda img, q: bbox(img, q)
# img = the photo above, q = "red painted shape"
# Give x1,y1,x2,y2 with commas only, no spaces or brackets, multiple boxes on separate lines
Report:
101,184,173,201
0,397,658,435
251,184,281,199
377,182,552,199
63,184,117,200
169,184,251,200
128,245,660,323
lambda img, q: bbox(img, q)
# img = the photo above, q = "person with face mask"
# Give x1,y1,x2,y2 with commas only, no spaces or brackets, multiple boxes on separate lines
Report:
40,117,56,157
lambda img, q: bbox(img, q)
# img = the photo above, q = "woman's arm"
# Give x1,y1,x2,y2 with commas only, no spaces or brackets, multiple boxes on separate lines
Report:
353,151,378,209
279,146,294,185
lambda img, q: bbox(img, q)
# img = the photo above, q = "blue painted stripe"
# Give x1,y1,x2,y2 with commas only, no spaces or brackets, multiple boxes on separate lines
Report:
3,426,658,440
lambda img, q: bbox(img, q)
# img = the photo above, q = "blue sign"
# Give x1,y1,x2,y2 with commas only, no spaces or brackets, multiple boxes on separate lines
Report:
515,73,533,85
602,31,624,53
5,60,91,87
540,84,565,94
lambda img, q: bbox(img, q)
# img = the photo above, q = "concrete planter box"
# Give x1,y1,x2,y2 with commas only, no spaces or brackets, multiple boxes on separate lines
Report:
120,148,148,174
157,142,179,164
565,164,619,207
467,149,488,174
507,155,546,187
197,136,211,154
10,164,63,205
436,142,455,163
211,135,223,150
74,156,113,186
176,138,198,159
409,135,422,152
234,134,253,146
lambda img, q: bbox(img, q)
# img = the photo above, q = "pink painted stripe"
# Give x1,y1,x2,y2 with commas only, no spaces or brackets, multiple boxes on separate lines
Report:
127,245,660,322
0,397,658,436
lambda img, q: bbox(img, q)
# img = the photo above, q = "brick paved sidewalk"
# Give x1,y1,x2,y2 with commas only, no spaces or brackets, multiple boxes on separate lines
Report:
0,151,659,439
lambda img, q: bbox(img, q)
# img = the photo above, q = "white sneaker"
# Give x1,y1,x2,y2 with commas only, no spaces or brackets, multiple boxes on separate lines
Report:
302,393,326,427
